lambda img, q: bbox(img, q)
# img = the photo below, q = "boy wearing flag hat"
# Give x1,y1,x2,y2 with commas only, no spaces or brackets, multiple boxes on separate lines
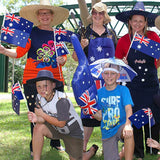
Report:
93,62,134,160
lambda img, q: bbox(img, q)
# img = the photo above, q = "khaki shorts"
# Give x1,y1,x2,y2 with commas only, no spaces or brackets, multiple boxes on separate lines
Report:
45,122,83,160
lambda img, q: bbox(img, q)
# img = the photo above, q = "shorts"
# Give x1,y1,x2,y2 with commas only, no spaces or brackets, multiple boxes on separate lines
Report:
102,124,125,160
45,122,83,160
82,118,101,127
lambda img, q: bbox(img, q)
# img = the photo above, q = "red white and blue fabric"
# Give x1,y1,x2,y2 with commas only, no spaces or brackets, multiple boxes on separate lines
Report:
1,13,33,48
12,82,24,100
12,82,24,115
71,34,100,119
131,33,160,59
129,108,155,129
90,58,137,82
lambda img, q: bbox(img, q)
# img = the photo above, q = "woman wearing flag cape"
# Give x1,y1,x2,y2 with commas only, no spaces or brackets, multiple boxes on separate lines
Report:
0,0,69,156
115,2,160,159
72,2,117,152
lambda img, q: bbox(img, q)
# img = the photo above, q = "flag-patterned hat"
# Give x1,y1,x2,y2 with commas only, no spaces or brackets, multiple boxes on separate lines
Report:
116,2,158,27
19,0,69,26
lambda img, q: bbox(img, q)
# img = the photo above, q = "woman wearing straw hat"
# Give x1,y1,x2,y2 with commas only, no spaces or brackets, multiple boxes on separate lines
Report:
72,1,117,153
0,0,69,156
115,2,160,160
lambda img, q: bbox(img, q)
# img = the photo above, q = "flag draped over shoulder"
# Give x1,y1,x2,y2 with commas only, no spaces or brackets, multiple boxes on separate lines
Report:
129,108,155,129
1,13,33,48
131,33,160,59
12,82,24,115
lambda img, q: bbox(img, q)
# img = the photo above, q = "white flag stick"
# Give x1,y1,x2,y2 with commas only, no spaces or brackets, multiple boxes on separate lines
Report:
126,32,137,59
148,108,152,154
53,28,62,79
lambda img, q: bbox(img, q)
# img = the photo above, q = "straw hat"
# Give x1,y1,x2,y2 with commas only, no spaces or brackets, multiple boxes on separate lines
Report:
155,16,160,30
116,2,158,27
19,0,69,26
27,70,63,89
87,2,111,24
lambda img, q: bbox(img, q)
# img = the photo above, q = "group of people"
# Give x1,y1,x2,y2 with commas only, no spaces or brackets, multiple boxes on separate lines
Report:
0,0,160,160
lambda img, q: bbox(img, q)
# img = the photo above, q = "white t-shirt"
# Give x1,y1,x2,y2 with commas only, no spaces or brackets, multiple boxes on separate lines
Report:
37,90,84,139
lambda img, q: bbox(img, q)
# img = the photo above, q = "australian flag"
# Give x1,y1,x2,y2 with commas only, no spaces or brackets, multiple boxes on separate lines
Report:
12,82,24,115
129,108,155,129
131,33,160,59
55,28,73,43
1,13,33,48
56,41,70,56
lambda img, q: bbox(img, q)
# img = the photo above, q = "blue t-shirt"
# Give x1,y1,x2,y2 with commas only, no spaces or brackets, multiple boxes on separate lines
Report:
98,84,133,139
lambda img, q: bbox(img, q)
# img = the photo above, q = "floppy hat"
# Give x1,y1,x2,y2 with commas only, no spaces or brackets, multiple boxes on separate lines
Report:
87,2,111,24
27,70,63,89
19,0,69,26
155,16,160,30
116,1,158,27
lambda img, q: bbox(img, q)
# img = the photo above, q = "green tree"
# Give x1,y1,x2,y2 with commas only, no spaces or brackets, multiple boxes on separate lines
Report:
63,49,78,91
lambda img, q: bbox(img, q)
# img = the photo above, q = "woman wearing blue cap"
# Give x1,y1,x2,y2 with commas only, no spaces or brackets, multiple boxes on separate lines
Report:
115,2,160,160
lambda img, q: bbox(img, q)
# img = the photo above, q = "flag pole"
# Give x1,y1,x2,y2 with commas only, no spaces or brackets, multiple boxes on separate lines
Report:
148,108,152,154
53,28,62,79
126,32,137,59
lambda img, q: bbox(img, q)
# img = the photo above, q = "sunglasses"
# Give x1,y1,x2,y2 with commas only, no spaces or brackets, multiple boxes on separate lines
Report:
92,11,104,16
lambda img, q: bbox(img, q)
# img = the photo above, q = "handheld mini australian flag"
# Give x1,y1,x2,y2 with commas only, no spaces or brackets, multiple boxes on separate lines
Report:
12,82,24,115
131,33,160,59
129,108,155,129
1,13,33,48
71,34,100,119
55,28,73,43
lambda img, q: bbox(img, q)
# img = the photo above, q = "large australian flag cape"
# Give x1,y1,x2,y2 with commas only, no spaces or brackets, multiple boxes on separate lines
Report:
71,34,100,119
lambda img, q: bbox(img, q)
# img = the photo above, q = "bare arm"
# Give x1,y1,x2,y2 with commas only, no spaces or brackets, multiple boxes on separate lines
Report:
147,138,160,150
122,104,133,138
35,107,66,128
0,44,17,58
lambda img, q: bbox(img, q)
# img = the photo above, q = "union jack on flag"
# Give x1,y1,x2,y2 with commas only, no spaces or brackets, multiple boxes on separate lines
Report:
1,13,33,48
131,33,160,59
129,107,155,129
56,42,70,56
55,28,73,43
12,82,24,100
79,90,98,116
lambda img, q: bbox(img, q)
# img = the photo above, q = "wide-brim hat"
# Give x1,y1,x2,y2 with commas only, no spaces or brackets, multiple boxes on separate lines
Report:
116,2,158,27
19,0,69,26
27,70,63,89
155,16,160,30
87,2,111,24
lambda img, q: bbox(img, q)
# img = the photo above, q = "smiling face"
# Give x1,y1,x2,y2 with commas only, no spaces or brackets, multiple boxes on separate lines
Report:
102,70,120,90
36,80,55,99
92,9,105,25
129,15,147,35
37,9,53,27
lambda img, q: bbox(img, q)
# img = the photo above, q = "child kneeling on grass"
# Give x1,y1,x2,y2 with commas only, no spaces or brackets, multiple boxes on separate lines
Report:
27,70,97,160
93,63,135,160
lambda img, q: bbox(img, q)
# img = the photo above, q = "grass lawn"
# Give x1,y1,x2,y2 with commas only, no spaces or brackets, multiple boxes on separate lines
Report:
0,94,159,160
